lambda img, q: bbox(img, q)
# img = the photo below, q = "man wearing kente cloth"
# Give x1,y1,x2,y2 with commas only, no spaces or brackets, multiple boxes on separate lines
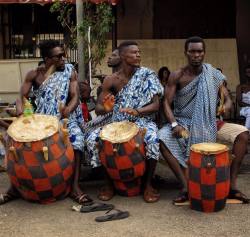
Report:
86,41,163,202
159,36,249,204
0,40,92,205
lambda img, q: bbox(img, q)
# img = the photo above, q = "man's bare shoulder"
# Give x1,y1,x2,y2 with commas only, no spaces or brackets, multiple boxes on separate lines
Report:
168,68,184,83
25,69,39,82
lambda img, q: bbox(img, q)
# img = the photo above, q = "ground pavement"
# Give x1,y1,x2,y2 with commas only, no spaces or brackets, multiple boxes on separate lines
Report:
1,158,250,237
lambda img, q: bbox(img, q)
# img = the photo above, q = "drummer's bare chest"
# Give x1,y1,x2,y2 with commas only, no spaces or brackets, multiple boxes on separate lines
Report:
177,74,196,90
111,76,130,94
32,73,47,89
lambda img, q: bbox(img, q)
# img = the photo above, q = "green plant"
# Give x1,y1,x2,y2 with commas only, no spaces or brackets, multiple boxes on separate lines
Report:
50,1,114,73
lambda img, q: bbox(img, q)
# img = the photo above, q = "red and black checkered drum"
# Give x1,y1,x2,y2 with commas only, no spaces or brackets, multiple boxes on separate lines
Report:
188,143,230,212
6,114,74,204
98,121,146,197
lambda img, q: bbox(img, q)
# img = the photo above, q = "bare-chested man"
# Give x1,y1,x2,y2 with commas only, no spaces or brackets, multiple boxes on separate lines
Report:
159,36,249,204
0,40,92,205
86,41,163,203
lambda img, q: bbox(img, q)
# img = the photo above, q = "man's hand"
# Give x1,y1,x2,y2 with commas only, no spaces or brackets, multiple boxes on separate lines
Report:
172,125,188,138
119,107,139,116
103,94,115,112
60,105,70,118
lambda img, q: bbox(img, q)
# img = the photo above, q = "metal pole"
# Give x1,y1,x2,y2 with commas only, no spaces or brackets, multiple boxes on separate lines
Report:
111,4,117,51
76,0,85,81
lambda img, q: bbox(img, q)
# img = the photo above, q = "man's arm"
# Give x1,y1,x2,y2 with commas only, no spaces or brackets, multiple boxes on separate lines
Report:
61,70,79,118
95,76,114,115
217,84,232,116
163,71,186,137
17,70,37,115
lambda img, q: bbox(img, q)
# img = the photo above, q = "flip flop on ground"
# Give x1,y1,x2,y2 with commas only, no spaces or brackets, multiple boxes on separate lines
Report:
173,191,189,204
0,193,17,205
95,209,129,222
70,193,94,206
72,202,114,213
228,189,250,204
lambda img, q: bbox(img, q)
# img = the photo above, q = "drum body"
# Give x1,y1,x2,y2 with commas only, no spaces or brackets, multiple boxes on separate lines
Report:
6,115,74,204
188,143,230,212
99,122,146,196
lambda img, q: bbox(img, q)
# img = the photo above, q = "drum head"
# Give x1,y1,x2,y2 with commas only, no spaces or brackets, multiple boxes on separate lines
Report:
100,121,139,143
7,114,59,142
190,142,228,155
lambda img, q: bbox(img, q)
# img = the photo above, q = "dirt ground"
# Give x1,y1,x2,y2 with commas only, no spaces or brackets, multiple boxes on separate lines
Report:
1,159,250,237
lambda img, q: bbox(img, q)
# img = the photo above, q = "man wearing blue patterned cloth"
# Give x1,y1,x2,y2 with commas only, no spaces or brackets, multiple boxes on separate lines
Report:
159,36,249,204
86,41,163,203
0,40,92,205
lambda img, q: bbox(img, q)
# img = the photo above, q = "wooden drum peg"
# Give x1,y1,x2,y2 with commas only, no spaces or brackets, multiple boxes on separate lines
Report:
62,118,69,129
62,128,69,146
42,146,49,161
9,146,18,161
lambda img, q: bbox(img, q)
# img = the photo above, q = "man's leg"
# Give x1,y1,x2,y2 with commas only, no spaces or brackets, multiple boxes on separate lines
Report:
86,127,114,201
231,131,248,190
217,123,249,202
160,142,188,202
138,121,160,203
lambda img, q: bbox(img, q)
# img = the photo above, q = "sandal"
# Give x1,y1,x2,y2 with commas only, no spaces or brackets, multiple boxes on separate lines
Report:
143,187,160,203
173,191,189,204
0,165,6,173
72,202,114,213
70,193,94,206
0,193,17,205
228,189,250,204
95,209,129,222
98,186,115,201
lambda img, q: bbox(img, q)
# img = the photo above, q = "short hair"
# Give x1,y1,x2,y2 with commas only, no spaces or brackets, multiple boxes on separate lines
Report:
118,41,138,54
184,36,205,52
39,40,62,59
158,66,170,80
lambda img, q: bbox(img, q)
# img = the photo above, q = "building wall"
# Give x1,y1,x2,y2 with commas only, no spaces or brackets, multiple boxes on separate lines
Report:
0,39,239,103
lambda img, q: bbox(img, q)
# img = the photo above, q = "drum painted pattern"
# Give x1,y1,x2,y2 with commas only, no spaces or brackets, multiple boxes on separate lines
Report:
188,150,230,212
7,132,74,204
99,132,146,197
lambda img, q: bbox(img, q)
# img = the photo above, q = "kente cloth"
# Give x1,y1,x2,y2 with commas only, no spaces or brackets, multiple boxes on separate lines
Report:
33,63,84,151
159,64,225,167
86,67,164,168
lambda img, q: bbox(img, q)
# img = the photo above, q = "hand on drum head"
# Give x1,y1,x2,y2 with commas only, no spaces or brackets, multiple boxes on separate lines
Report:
119,107,139,117
103,94,115,112
172,125,188,139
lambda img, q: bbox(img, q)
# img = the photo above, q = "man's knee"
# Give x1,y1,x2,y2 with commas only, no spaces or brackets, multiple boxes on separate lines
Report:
235,131,249,144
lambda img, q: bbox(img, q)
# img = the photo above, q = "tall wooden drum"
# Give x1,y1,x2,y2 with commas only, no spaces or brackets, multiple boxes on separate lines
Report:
6,114,74,204
98,121,146,196
188,143,230,212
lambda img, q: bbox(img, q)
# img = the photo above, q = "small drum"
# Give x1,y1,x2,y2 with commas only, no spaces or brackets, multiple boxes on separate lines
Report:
6,114,74,204
188,143,230,212
98,121,146,196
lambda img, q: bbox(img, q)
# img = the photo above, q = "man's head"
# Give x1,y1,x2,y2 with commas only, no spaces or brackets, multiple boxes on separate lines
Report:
107,49,121,68
185,36,205,67
118,41,141,67
39,40,65,71
158,66,170,86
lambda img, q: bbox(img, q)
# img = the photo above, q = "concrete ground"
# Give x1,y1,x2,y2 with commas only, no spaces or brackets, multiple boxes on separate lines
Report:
1,158,250,237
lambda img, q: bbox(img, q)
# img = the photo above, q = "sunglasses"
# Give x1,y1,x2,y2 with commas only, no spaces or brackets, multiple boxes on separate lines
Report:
50,53,66,60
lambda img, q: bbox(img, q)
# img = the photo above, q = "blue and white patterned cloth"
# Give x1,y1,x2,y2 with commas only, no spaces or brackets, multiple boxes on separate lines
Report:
159,64,225,167
33,63,85,151
86,67,164,168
